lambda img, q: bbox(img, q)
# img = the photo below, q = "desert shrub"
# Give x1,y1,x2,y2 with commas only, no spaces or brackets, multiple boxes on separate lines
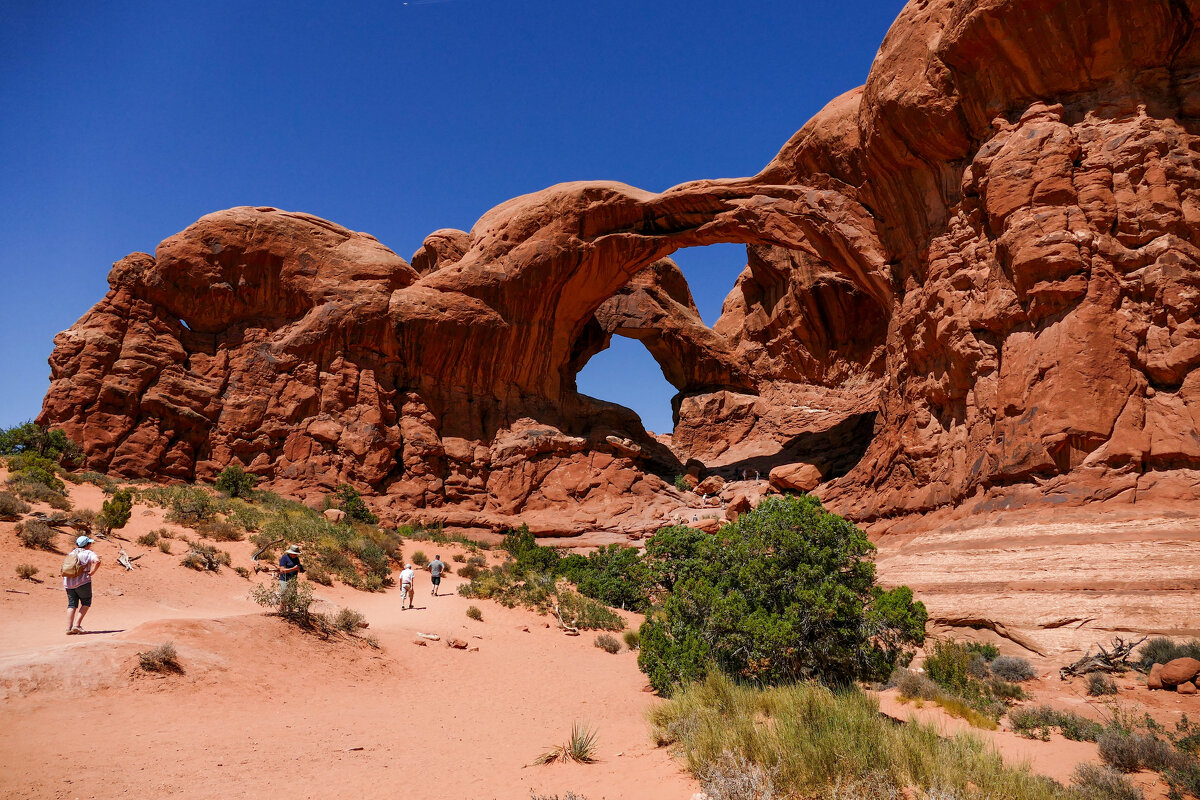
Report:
411,550,429,567
15,563,38,580
1138,637,1200,671
0,491,30,520
890,667,940,701
76,471,117,492
452,553,466,563
7,451,67,491
223,500,265,532
180,542,229,571
306,563,332,585
968,654,991,679
158,539,172,554
196,520,244,542
965,642,1001,660
594,633,621,654
98,488,133,534
234,566,251,579
1099,730,1185,773
15,520,56,550
650,671,1071,800
328,484,378,524
457,563,483,581
214,464,257,498
673,474,689,492
501,526,561,574
466,605,483,621
638,497,926,694
1088,673,1119,697
1009,706,1104,742
250,580,328,630
558,543,652,612
165,489,216,526
623,629,640,651
332,607,366,633
467,554,488,567
535,722,598,765
558,590,624,631
1071,764,1142,800
138,642,182,673
136,530,160,546
990,655,1036,682
987,677,1027,702
7,474,72,509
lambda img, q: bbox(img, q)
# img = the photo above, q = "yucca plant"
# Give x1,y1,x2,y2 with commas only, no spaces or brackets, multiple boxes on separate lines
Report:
534,722,598,765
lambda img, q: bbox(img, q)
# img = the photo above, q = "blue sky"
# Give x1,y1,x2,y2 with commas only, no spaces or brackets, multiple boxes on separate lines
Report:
0,0,905,434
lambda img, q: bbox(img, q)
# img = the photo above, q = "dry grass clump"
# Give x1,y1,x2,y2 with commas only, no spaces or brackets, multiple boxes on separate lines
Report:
15,520,56,550
136,530,160,547
1009,706,1104,742
1071,764,1143,800
332,607,366,633
158,539,172,554
535,722,598,765
0,491,30,520
411,550,429,567
1099,730,1186,773
1088,673,1119,697
623,629,640,650
15,563,38,580
138,642,182,673
696,749,778,800
990,655,1037,682
234,565,251,579
306,563,333,585
196,519,244,542
466,605,483,621
650,672,1070,800
452,553,466,563
594,633,621,654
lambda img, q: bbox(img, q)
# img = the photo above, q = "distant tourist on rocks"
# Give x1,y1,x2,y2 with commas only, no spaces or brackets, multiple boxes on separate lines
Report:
278,544,304,592
63,535,101,635
399,563,416,609
429,554,446,596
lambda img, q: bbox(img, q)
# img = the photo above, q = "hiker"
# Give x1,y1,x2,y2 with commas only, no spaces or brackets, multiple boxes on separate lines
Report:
429,554,446,596
63,535,101,635
399,563,415,609
278,544,304,592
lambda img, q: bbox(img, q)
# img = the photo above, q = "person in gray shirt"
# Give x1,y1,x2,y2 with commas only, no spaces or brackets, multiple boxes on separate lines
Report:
429,554,446,596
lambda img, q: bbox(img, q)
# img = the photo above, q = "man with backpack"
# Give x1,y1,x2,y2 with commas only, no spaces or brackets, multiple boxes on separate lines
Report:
63,535,101,635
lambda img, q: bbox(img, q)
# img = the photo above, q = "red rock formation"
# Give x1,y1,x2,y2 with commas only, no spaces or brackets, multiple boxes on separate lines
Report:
39,0,1200,537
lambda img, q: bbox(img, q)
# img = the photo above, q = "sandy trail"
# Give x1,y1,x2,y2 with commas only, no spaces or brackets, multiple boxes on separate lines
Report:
0,484,696,800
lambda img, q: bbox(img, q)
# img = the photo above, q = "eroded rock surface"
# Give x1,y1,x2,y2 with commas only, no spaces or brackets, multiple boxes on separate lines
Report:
40,0,1200,538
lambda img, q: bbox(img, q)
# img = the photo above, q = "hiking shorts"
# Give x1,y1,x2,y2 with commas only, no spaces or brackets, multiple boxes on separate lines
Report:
431,575,442,586
66,582,93,608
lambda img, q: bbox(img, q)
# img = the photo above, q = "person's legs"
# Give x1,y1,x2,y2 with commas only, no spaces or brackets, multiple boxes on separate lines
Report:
67,584,92,632
65,590,78,633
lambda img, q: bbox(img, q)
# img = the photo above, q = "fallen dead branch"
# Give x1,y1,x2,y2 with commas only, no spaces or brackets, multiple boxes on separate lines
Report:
1059,635,1146,680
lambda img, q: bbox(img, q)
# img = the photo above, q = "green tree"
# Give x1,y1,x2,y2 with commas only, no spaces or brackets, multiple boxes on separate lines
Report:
330,484,378,525
0,422,82,465
215,463,257,498
637,494,926,694
98,489,133,534
559,543,651,612
501,524,561,575
7,451,66,493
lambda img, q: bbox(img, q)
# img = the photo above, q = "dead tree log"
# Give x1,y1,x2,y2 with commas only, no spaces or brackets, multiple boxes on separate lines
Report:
1059,636,1146,680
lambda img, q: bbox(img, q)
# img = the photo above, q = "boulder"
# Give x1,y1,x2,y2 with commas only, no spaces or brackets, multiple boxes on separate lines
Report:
323,508,346,523
768,463,823,493
1148,663,1164,690
695,475,725,495
1160,657,1200,688
1179,681,1198,695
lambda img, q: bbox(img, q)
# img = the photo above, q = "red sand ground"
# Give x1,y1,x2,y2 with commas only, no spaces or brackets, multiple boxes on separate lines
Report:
0,476,1194,799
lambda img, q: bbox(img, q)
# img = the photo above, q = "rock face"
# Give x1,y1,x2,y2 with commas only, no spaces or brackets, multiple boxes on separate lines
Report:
39,0,1200,536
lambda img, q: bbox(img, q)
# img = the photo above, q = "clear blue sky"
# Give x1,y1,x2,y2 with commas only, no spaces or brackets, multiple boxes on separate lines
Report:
0,0,905,434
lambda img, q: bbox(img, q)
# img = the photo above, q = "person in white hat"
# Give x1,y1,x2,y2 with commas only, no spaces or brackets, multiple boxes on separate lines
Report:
398,563,415,610
63,535,102,634
278,544,304,593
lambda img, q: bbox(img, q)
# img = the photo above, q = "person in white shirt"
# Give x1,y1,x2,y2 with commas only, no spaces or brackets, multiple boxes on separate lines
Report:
64,535,102,634
399,563,415,610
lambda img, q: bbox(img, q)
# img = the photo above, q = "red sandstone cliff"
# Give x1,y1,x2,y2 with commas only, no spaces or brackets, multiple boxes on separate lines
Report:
39,0,1200,536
